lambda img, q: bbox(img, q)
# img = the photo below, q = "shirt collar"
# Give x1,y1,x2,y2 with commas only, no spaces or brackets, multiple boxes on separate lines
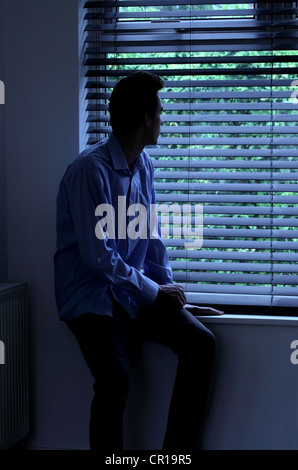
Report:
107,132,145,174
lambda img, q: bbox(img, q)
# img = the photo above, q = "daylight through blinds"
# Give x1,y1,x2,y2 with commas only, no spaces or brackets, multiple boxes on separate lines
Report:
82,1,298,308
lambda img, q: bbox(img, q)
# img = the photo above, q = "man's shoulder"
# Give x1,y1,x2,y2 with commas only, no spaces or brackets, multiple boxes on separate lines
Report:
67,139,111,176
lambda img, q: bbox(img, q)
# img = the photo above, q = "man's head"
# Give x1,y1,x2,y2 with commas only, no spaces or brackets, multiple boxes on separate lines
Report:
109,71,164,141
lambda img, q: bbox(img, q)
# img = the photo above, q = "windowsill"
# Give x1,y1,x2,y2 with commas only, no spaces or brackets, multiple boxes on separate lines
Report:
196,313,298,326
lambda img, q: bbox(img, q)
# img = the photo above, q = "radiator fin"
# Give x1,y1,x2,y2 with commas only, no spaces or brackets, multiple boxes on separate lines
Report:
0,283,29,449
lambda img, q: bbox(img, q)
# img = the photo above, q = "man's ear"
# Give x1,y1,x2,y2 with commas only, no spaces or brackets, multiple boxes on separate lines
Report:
143,112,152,127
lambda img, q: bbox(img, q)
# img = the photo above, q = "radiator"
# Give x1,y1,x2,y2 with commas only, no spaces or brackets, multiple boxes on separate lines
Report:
0,283,29,449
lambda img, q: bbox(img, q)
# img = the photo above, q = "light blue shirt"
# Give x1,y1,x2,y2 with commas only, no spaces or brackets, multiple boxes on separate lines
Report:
54,132,173,321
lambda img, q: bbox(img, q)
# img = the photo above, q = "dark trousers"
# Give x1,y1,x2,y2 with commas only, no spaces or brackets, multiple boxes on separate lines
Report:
66,301,216,451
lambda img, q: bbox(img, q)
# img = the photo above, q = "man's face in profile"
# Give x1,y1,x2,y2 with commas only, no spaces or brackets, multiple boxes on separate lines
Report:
147,96,163,146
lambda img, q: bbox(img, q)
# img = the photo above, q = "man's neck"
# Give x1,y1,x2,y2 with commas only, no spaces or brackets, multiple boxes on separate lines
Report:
116,132,145,168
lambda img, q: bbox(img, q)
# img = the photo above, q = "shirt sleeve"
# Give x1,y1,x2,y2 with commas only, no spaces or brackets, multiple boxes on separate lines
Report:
65,167,159,306
142,184,173,285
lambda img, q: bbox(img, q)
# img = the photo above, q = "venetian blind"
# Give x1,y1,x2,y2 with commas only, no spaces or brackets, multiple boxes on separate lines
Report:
82,1,298,309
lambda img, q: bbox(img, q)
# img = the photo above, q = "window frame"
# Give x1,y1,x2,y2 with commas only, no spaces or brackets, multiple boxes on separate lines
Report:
81,1,298,315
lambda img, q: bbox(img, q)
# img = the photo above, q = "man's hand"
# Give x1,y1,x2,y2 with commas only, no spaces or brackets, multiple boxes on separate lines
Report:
154,283,187,309
184,303,224,316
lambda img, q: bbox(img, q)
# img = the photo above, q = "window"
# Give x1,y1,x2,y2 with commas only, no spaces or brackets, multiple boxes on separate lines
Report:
81,1,298,312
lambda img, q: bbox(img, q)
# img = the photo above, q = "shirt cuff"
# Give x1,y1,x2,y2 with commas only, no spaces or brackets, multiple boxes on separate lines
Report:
141,277,160,306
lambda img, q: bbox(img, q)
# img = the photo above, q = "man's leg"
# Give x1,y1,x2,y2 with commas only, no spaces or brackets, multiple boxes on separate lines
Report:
134,304,216,450
66,311,131,451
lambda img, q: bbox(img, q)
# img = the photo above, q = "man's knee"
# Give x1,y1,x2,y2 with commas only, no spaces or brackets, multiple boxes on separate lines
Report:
185,322,216,361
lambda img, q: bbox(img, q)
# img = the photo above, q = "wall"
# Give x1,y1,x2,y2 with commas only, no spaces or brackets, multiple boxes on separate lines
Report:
2,0,88,449
2,0,298,451
200,316,298,450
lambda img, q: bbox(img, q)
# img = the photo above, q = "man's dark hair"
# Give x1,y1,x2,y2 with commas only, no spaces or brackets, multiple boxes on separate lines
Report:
109,71,164,137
